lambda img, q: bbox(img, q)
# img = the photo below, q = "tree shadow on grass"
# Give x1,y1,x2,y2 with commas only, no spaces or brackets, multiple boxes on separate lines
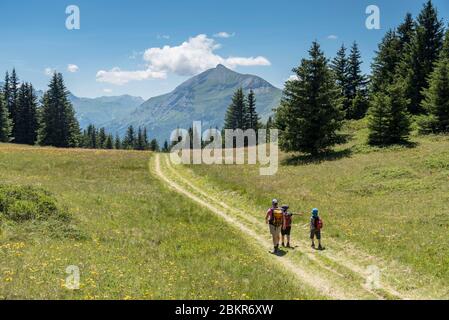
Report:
282,148,353,166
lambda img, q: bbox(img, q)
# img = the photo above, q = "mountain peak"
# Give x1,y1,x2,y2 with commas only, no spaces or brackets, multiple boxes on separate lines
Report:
216,64,228,70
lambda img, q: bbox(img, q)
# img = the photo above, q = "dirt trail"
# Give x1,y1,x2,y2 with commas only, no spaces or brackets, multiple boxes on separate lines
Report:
152,154,390,300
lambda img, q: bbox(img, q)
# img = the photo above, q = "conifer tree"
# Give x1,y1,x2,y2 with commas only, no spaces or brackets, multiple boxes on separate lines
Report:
346,42,369,119
246,90,259,131
275,41,343,155
224,88,247,130
401,0,444,114
150,139,160,152
0,93,11,142
370,30,402,93
421,57,449,133
331,44,350,112
105,134,114,149
98,127,107,149
114,133,122,150
368,83,411,145
123,125,135,150
38,73,80,147
15,83,38,145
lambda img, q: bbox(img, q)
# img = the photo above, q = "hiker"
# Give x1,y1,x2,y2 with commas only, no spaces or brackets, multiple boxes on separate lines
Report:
265,199,284,254
310,208,324,250
281,205,293,247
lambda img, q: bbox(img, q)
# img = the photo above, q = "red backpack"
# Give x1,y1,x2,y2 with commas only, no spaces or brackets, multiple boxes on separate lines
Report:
315,217,324,230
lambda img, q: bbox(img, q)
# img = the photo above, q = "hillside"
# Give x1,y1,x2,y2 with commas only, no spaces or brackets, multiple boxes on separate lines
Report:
0,144,320,299
178,123,449,299
104,65,282,142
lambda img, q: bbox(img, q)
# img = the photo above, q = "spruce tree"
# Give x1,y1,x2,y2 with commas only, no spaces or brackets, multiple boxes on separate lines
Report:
150,139,160,152
123,125,135,150
0,93,11,142
401,0,444,114
224,88,247,130
275,41,343,155
98,127,107,149
331,44,350,112
38,73,80,148
421,57,449,133
246,90,259,131
162,140,169,152
105,134,114,149
135,127,145,150
15,83,38,145
370,30,402,93
143,127,150,150
8,69,20,140
114,134,122,150
397,13,416,54
346,42,369,119
368,83,411,145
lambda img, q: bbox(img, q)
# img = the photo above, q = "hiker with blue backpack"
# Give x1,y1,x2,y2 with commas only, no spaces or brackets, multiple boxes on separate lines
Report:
310,208,324,250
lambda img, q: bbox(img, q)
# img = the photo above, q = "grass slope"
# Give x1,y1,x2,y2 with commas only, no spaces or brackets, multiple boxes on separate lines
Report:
186,123,449,298
0,144,319,300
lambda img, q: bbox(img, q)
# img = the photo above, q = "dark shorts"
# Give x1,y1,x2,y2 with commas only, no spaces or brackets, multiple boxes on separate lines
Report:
281,227,291,236
310,229,321,240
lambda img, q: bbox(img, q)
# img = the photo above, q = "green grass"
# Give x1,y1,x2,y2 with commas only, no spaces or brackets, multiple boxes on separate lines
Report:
186,122,449,297
0,144,320,300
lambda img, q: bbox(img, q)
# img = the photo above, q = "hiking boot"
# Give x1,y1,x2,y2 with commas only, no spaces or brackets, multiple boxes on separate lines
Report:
318,245,324,251
311,244,315,249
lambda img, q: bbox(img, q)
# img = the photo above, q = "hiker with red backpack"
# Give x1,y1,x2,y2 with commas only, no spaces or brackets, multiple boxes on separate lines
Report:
281,205,303,248
265,199,284,254
310,208,324,250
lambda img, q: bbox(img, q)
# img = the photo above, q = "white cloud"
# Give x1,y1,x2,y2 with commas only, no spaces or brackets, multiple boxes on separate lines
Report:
96,67,167,85
327,35,338,40
213,31,235,38
143,34,270,76
67,64,79,73
103,88,113,93
96,34,271,84
44,68,55,76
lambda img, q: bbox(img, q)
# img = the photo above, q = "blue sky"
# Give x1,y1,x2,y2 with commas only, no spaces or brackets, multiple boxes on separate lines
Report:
0,0,448,99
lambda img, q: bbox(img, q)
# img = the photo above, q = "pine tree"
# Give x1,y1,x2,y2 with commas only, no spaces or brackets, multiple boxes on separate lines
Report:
275,41,343,155
86,124,97,148
105,134,114,149
346,42,369,119
135,127,145,150
98,127,107,149
150,139,160,152
224,88,247,130
0,93,11,142
143,127,150,150
401,0,444,114
421,57,449,133
246,90,259,131
370,30,402,93
397,13,416,54
8,69,20,140
38,73,80,147
123,125,135,149
114,134,122,150
162,140,169,153
15,83,38,145
368,83,411,145
331,44,350,112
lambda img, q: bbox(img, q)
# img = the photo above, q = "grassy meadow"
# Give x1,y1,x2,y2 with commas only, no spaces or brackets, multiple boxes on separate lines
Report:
185,121,449,298
0,144,320,300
